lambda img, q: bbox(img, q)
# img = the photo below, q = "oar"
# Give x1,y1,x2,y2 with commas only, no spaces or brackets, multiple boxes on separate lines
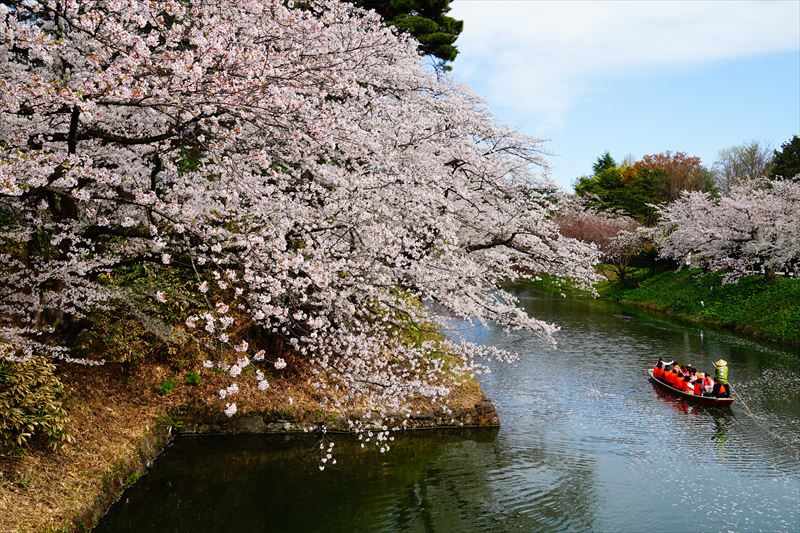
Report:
732,387,756,418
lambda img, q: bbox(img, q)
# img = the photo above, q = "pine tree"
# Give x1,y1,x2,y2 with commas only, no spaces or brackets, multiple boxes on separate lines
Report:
592,151,617,175
770,135,800,182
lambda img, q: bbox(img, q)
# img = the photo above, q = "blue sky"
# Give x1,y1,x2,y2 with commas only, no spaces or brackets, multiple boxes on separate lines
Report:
449,0,800,190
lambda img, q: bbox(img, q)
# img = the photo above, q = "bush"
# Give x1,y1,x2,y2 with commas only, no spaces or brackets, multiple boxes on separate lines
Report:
184,371,201,386
157,376,179,396
0,357,71,454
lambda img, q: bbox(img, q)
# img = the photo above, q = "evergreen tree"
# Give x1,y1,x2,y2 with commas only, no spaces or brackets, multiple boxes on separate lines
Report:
575,162,669,225
350,0,463,69
592,151,617,175
770,135,800,181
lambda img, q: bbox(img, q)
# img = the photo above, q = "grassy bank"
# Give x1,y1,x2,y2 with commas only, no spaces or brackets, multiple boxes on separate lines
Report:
606,269,800,345
505,274,594,297
512,268,800,346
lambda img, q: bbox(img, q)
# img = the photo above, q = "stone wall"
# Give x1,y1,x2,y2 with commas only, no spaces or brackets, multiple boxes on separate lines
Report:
175,396,500,435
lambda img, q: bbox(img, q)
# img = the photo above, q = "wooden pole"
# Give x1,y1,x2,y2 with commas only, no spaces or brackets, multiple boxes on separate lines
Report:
732,388,755,418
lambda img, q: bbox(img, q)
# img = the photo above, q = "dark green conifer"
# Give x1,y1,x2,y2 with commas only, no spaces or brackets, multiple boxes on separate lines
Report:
349,1,463,69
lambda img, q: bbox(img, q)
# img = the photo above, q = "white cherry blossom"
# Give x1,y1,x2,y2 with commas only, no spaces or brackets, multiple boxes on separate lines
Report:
0,0,599,417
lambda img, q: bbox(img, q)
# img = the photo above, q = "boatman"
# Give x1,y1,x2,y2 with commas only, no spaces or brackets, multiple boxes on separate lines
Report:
712,359,730,398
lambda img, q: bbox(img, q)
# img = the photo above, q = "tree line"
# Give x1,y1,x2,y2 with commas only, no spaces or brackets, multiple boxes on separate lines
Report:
563,136,800,285
574,136,799,225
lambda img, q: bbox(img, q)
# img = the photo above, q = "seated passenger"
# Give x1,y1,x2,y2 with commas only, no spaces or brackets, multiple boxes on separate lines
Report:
703,374,715,397
681,375,694,393
667,367,680,388
653,358,664,380
693,378,703,396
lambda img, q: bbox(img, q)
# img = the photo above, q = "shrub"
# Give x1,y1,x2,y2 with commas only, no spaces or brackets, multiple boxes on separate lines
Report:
157,376,179,396
0,357,71,454
184,371,201,386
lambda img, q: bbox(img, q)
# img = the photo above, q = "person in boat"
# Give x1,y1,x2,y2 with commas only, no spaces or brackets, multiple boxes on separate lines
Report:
653,358,665,380
661,364,673,385
680,375,694,393
692,375,704,395
702,373,715,397
667,366,681,388
712,359,731,398
661,364,672,384
673,363,684,383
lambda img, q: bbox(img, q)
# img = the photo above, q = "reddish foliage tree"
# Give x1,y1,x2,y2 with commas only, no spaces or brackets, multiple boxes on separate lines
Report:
635,151,712,201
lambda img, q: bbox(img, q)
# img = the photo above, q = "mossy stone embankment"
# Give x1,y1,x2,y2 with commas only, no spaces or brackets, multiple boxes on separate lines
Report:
174,395,500,436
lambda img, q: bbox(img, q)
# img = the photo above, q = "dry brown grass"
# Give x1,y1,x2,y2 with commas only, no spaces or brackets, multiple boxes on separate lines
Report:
0,365,167,532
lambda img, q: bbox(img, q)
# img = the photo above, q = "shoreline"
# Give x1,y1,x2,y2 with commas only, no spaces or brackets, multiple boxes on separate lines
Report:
616,298,800,348
610,270,800,347
511,271,800,347
0,363,498,533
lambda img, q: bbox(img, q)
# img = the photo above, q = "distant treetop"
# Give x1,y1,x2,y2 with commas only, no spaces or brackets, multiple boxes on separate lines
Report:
714,141,773,191
575,150,716,225
592,151,617,175
350,0,463,69
770,135,800,182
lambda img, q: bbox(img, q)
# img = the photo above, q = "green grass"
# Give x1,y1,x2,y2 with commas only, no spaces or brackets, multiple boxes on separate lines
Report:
611,269,800,345
508,273,594,297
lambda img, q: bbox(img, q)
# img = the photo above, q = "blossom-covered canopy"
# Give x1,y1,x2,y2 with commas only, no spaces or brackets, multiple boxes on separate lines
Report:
0,0,599,414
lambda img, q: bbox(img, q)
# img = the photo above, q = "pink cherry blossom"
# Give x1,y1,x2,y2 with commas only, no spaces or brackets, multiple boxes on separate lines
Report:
652,179,800,281
0,0,599,419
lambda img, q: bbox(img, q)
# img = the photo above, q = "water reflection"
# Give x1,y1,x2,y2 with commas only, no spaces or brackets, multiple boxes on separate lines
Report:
712,415,730,444
98,288,800,533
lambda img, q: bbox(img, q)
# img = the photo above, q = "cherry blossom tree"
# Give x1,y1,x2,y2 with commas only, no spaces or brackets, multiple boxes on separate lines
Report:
651,180,800,281
0,0,599,420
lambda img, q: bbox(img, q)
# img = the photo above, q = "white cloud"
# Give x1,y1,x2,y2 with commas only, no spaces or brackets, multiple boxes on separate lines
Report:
450,0,800,131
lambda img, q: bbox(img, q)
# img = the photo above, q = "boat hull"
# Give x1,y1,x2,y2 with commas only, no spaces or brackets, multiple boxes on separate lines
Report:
648,370,734,407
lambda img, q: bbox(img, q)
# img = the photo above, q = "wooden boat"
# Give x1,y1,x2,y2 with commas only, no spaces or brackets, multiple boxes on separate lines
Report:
648,370,734,407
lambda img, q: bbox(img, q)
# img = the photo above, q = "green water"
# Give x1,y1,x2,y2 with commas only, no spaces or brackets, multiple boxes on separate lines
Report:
96,289,800,532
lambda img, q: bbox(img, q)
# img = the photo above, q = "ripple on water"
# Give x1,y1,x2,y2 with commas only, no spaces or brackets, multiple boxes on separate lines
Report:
96,292,800,533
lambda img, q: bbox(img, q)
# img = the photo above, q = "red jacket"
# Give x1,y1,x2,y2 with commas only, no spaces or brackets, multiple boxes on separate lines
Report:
666,371,678,387
654,367,664,380
693,382,703,395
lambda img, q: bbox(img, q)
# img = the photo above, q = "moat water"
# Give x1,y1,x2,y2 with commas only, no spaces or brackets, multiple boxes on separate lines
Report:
97,288,800,532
